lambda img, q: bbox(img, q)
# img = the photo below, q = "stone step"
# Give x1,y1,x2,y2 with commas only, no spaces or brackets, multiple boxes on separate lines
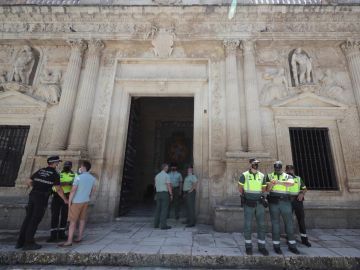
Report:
0,250,359,270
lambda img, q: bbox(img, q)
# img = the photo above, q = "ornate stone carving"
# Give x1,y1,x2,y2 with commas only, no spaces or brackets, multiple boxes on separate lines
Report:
260,68,289,105
0,81,32,94
34,69,62,105
341,39,360,56
290,48,313,87
87,39,105,56
0,70,7,83
9,45,35,85
153,0,182,4
150,27,175,58
223,39,240,55
67,39,87,55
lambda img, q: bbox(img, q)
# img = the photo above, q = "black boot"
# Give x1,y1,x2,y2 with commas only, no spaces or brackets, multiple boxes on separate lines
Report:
58,230,67,240
46,230,58,243
273,245,282,254
245,247,253,255
289,245,300,254
258,246,269,256
301,236,311,247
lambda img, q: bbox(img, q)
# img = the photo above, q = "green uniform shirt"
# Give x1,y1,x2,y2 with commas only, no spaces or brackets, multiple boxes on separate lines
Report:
168,171,183,188
155,171,171,192
239,170,266,200
288,175,306,195
183,175,197,191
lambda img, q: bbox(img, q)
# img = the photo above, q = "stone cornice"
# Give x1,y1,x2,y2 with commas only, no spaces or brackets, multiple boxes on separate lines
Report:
0,5,359,41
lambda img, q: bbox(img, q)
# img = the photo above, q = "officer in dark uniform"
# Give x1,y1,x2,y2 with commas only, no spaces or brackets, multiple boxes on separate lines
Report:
286,164,311,247
16,156,67,250
47,161,76,242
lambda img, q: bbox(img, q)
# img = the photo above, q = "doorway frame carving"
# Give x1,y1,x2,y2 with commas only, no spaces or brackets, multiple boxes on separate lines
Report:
103,77,209,218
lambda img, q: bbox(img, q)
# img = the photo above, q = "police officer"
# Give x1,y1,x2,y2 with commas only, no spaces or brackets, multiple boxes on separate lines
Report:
154,163,173,230
286,164,311,247
266,161,300,254
182,166,197,228
167,163,183,220
238,158,269,256
16,156,67,250
47,161,76,242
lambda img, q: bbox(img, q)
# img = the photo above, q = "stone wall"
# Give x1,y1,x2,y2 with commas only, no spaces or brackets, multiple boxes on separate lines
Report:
0,3,359,227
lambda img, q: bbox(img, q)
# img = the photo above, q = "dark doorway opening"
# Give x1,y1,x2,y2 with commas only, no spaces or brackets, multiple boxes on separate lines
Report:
119,97,194,216
0,125,30,187
289,127,338,190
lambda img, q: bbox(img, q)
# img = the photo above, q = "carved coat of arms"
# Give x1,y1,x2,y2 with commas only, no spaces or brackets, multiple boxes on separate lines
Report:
150,27,175,58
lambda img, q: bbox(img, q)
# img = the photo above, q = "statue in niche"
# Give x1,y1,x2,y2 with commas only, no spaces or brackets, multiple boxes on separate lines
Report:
0,70,7,83
260,68,289,105
318,69,348,103
11,45,35,85
34,69,62,105
290,48,313,86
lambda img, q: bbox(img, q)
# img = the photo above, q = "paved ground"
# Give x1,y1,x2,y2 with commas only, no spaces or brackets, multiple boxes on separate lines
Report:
0,267,271,270
1,219,360,269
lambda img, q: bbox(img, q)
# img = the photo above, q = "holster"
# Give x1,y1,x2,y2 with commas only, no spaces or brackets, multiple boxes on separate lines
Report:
245,199,258,208
240,195,245,208
261,196,269,208
268,196,279,204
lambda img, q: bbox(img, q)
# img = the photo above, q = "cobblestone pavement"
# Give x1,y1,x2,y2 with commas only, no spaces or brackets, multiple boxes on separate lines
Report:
0,267,272,270
1,219,360,269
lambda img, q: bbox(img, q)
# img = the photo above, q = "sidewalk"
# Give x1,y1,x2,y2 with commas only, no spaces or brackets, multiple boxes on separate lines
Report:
1,219,360,270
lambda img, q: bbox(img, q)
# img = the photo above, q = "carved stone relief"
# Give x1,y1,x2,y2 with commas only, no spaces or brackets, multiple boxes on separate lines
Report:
260,68,289,105
149,27,175,58
33,69,62,105
9,45,37,85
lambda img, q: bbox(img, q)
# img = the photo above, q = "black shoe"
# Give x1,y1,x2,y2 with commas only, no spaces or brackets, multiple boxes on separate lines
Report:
185,224,195,227
274,245,282,254
182,221,188,224
301,237,311,247
245,247,253,255
23,243,42,251
175,216,180,220
46,230,58,243
258,247,269,256
160,226,172,230
58,230,67,240
289,245,300,254
15,243,23,249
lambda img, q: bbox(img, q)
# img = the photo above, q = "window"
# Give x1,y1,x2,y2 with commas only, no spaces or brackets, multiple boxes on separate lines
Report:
289,127,338,190
0,125,30,187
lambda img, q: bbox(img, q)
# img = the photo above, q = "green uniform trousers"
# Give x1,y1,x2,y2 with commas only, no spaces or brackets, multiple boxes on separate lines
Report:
168,187,181,219
184,190,196,225
154,192,170,229
243,200,266,248
269,199,296,246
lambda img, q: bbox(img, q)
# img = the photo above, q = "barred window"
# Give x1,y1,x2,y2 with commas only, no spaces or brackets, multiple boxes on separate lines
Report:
0,125,30,187
289,127,338,190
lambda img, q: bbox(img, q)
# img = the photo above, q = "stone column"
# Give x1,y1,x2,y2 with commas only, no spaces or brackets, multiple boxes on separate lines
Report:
223,39,243,154
341,39,360,117
68,39,104,151
242,40,264,152
49,39,87,150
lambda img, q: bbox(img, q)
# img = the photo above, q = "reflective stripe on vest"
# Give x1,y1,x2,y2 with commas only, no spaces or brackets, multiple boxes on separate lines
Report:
243,171,265,194
52,172,76,193
288,176,301,195
268,172,289,194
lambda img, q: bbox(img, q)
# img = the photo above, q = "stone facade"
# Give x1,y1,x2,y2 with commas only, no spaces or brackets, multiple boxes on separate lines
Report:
1,1,360,230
